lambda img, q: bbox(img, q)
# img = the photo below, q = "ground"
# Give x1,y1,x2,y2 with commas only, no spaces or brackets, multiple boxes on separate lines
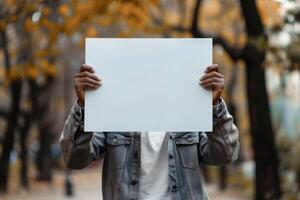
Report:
1,166,248,200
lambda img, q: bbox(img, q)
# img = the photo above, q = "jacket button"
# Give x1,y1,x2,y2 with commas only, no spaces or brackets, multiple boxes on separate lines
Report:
172,185,178,190
131,180,138,185
112,138,118,144
169,154,173,159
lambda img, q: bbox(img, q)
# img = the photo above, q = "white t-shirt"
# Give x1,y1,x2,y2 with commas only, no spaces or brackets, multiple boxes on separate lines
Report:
139,132,171,200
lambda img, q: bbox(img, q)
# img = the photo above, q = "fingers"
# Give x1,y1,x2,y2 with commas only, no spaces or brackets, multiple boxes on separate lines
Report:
74,78,101,89
205,64,219,73
75,64,101,90
75,71,101,81
79,64,95,73
77,77,101,86
200,77,223,86
200,64,224,90
201,82,224,90
76,81,100,89
200,71,224,80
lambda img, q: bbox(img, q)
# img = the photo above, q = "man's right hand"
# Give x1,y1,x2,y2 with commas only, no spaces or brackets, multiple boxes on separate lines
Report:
74,64,101,107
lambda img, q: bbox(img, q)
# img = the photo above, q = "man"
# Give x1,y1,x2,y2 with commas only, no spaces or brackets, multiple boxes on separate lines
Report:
59,63,239,200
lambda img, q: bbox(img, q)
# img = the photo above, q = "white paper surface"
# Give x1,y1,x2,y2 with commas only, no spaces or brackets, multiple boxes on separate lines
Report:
85,38,212,132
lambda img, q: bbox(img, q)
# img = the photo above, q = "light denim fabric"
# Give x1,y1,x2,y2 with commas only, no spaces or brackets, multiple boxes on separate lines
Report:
59,99,240,200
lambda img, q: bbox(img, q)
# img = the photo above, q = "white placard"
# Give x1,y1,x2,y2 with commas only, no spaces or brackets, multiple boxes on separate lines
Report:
85,38,212,132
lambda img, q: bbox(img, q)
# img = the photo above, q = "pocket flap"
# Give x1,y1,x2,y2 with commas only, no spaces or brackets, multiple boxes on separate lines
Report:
107,135,131,145
175,134,199,145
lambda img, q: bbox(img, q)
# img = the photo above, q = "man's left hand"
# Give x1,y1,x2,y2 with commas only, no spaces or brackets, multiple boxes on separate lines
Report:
199,64,224,105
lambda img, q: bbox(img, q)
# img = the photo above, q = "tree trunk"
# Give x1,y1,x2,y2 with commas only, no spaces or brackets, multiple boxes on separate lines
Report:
19,80,38,189
187,0,282,198
19,118,30,189
244,51,281,199
218,66,239,190
0,30,22,193
34,0,60,181
35,81,54,181
239,0,282,199
35,129,53,181
16,20,34,190
35,97,53,181
0,82,21,193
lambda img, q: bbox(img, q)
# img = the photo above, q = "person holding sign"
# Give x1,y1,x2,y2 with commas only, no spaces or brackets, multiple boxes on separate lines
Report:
59,63,239,200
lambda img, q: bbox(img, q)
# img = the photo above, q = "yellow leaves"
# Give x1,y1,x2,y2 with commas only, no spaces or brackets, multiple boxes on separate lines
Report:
58,4,71,17
24,18,37,32
59,0,154,36
86,26,98,37
117,2,150,29
3,0,18,8
5,60,57,83
40,18,56,31
8,65,22,81
40,60,57,77
1,0,160,86
25,65,39,79
10,14,18,23
34,47,59,59
0,20,6,31
24,61,58,80
202,0,220,17
95,16,114,26
42,7,52,17
65,15,81,33
116,30,136,38
34,50,49,58
148,0,159,5
0,66,5,79
7,64,38,81
75,2,95,16
257,0,282,27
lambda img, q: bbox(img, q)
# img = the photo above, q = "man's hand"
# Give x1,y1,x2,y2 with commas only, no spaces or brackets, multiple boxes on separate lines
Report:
199,64,224,105
74,64,101,107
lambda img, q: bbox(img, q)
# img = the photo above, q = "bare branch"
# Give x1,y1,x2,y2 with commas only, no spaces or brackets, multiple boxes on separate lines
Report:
213,36,243,61
191,0,203,35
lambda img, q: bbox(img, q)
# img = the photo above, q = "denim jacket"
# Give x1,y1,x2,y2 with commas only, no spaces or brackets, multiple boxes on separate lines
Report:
59,99,239,200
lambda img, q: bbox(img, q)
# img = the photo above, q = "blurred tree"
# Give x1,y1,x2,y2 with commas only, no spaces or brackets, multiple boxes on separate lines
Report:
268,0,300,197
163,0,282,199
238,1,281,199
0,26,22,193
0,0,158,193
1,0,295,198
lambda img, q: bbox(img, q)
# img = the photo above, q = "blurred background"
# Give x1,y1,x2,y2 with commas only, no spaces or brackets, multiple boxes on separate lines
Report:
0,0,299,199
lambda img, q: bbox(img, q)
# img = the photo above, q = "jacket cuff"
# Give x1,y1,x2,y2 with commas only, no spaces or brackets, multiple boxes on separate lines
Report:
213,98,226,120
71,99,84,122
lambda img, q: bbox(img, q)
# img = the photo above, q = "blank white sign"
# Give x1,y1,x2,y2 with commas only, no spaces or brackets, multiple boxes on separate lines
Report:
85,38,212,132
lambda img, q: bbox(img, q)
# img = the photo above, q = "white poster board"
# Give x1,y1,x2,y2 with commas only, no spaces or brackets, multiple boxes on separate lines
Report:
85,38,212,132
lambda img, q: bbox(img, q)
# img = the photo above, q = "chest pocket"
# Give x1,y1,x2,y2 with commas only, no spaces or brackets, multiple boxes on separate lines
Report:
106,134,131,171
175,134,200,170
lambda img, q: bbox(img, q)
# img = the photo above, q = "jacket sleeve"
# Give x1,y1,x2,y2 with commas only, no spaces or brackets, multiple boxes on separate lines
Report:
198,98,240,166
59,101,106,169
